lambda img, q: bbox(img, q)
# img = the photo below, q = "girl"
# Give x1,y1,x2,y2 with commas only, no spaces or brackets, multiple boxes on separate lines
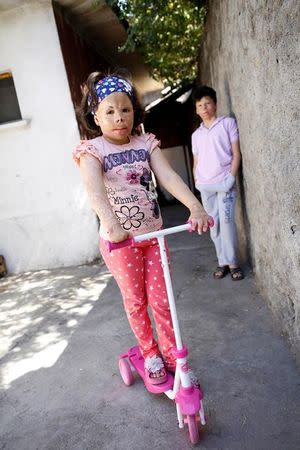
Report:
73,71,211,385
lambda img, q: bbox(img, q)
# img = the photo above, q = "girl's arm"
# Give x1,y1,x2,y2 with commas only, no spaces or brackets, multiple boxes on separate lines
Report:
230,140,241,176
79,154,129,242
150,148,210,233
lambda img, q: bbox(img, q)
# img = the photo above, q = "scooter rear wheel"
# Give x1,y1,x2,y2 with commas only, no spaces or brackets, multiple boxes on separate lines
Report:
119,358,134,386
186,414,199,444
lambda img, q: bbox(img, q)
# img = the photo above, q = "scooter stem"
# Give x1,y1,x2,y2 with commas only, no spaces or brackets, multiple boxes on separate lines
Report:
157,236,183,350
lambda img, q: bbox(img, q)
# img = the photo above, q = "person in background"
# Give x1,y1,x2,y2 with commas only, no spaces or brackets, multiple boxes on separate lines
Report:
192,85,244,281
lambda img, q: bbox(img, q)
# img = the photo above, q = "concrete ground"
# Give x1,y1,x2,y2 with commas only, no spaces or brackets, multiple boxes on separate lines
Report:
0,205,299,450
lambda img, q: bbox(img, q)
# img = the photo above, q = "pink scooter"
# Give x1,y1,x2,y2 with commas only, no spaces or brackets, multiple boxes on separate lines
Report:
107,222,213,444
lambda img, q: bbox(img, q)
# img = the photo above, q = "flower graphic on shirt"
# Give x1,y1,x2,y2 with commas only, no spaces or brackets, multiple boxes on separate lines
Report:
115,205,144,230
126,169,139,184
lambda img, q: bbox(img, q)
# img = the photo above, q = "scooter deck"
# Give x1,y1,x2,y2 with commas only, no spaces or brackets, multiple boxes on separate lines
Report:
127,346,174,394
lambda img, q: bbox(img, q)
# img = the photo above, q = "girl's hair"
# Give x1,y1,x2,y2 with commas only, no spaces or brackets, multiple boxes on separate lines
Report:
77,69,144,139
192,85,217,104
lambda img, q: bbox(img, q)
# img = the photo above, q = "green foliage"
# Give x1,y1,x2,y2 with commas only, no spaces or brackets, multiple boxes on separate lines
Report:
106,0,206,86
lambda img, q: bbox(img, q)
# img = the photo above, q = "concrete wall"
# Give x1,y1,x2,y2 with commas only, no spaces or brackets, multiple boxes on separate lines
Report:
197,0,300,358
0,0,99,273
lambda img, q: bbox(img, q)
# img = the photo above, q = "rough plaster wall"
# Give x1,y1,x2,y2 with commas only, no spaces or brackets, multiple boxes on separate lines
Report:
198,0,300,358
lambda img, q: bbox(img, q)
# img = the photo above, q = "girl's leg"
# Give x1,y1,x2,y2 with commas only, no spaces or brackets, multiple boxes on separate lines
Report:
217,188,238,266
99,239,160,359
143,241,177,370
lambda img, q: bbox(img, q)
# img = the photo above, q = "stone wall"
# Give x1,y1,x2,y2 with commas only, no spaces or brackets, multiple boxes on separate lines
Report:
197,0,300,358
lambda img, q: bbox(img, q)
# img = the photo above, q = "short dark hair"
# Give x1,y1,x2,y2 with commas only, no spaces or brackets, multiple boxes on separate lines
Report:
192,85,217,104
77,69,144,139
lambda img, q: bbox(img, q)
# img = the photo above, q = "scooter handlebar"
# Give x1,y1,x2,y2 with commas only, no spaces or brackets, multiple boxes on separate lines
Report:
106,217,214,252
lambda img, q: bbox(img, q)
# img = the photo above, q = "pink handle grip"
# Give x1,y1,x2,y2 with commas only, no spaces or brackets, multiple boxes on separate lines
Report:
106,238,134,252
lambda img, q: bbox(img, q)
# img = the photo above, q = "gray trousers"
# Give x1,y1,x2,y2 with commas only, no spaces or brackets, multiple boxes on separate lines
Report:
198,174,238,266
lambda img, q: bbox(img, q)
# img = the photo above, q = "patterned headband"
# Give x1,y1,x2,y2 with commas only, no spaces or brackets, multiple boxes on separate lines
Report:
89,76,133,114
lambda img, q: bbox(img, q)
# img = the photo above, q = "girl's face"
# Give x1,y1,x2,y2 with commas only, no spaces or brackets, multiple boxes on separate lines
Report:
94,92,134,144
195,96,217,122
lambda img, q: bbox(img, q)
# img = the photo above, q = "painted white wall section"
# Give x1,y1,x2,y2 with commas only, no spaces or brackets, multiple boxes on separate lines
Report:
0,1,99,273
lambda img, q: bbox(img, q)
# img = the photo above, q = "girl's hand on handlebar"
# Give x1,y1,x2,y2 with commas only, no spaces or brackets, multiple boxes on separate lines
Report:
188,207,211,235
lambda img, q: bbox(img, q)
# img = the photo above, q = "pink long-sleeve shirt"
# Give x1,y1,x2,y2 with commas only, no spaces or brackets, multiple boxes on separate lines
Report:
192,116,239,185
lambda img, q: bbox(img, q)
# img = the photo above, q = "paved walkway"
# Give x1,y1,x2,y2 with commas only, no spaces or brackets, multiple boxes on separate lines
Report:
0,206,299,450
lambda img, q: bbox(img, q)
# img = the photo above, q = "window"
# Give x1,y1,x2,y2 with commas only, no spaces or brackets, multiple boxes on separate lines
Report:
0,71,22,124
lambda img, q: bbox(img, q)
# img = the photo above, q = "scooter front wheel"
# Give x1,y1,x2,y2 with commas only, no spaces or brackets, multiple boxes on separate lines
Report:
186,414,199,444
119,358,134,386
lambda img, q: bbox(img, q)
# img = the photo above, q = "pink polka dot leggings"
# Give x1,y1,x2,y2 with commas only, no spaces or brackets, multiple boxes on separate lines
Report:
100,238,176,369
